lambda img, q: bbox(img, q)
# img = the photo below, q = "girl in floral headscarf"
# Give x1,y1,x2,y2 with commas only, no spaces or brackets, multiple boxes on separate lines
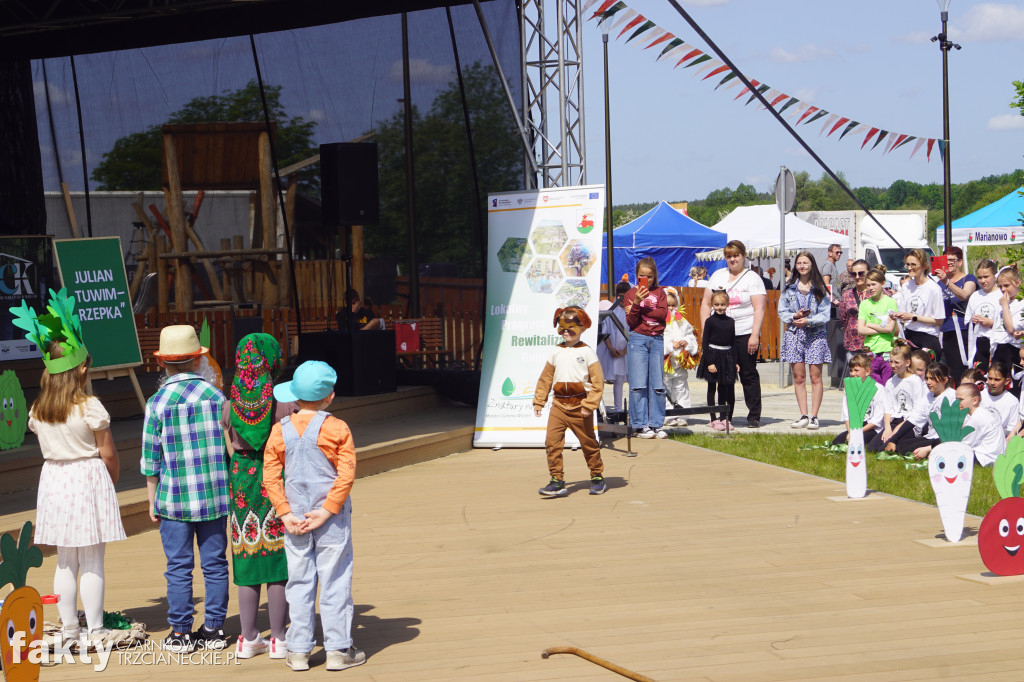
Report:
220,333,297,660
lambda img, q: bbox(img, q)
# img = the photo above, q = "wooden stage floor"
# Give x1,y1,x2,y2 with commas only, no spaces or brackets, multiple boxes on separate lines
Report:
33,438,1024,681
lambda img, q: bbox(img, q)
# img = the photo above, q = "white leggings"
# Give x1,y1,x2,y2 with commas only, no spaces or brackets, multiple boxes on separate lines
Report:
54,544,106,635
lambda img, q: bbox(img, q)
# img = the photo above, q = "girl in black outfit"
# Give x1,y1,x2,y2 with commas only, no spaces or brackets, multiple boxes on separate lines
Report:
697,290,737,429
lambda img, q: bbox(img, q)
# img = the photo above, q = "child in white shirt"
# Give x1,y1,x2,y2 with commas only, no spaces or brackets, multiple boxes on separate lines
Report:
980,361,1018,437
964,260,1002,371
662,287,698,427
915,383,1005,465
867,341,927,452
897,361,957,454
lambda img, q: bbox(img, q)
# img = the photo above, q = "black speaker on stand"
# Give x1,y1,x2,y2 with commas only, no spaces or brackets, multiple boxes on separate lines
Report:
321,142,379,226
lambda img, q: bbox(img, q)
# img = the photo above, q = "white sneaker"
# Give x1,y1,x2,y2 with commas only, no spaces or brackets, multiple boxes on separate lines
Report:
676,417,688,427
806,416,820,430
655,429,668,439
791,415,809,429
286,651,310,671
636,427,656,439
236,635,269,659
268,637,288,659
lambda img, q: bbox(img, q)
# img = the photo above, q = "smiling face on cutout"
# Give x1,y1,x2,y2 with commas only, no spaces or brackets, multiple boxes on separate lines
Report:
979,498,1024,575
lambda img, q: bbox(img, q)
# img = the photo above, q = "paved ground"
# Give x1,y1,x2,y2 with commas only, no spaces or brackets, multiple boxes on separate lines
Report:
604,360,847,435
31,437,1024,681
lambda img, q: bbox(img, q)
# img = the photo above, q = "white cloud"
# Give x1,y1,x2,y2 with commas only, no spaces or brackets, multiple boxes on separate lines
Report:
953,3,1024,43
387,58,453,84
793,88,817,102
987,113,1024,131
308,109,326,122
767,44,834,64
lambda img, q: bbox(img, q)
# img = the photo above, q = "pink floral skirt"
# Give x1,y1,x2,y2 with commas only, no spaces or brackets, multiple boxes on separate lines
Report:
35,458,125,547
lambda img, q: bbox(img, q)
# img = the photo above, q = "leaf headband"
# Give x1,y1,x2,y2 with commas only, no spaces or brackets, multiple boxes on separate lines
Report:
9,288,89,374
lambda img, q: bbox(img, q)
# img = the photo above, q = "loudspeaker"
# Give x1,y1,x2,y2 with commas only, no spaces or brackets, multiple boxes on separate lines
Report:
321,142,379,226
298,330,396,396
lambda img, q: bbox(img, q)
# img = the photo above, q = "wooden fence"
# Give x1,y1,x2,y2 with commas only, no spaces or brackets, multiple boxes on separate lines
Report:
133,286,780,373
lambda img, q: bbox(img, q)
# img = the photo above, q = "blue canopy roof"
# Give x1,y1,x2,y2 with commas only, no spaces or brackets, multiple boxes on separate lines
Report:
602,201,727,287
951,186,1024,230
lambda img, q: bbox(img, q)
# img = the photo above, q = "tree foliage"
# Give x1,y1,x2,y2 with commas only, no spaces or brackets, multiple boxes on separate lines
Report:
90,80,318,192
366,62,523,277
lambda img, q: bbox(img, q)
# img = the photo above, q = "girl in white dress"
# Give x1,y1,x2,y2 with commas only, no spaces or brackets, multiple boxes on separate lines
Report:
30,341,125,643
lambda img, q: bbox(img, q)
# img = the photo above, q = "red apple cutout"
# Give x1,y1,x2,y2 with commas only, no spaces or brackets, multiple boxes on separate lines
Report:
978,497,1024,575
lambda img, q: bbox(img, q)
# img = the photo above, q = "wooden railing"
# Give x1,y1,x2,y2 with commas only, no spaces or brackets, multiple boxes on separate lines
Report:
133,286,781,373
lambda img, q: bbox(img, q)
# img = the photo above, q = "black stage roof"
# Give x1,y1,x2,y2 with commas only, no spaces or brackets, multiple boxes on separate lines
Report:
0,0,492,60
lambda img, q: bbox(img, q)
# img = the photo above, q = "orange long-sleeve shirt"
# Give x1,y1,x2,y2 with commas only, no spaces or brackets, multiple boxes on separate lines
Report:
263,411,357,516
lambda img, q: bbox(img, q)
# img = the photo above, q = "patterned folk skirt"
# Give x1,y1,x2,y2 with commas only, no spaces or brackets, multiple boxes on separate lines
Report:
229,450,288,586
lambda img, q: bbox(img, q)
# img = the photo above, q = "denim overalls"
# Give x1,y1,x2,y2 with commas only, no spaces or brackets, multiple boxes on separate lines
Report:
281,412,354,654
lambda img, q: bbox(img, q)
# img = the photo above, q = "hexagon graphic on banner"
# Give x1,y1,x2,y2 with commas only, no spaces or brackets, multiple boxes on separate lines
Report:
559,240,595,278
497,237,530,273
529,219,567,256
525,257,563,294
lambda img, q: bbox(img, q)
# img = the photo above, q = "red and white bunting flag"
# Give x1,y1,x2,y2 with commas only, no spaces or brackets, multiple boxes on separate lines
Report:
788,102,809,120
827,117,850,137
591,0,619,19
583,0,604,12
695,60,723,78
616,12,643,38
643,28,669,48
909,138,926,159
861,127,880,149
820,114,839,136
886,133,908,154
660,43,691,61
926,139,936,161
674,48,704,69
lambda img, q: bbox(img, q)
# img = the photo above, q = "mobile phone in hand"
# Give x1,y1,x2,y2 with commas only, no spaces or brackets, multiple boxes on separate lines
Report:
638,276,648,289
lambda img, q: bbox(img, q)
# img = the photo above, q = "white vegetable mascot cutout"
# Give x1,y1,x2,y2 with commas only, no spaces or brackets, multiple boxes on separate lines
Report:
844,376,877,498
927,397,975,543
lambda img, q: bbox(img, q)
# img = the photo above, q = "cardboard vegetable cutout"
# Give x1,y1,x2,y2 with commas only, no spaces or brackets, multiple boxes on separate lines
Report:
927,397,975,542
993,436,1024,500
844,377,877,498
979,498,1024,575
0,522,44,682
0,372,27,450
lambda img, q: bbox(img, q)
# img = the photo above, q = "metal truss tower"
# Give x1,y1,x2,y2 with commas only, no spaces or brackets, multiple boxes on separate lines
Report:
519,0,586,189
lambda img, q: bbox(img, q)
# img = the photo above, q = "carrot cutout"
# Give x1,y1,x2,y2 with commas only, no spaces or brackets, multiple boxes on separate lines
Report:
0,521,44,681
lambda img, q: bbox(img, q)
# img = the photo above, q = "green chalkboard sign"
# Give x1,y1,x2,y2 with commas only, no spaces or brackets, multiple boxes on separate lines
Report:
54,237,142,370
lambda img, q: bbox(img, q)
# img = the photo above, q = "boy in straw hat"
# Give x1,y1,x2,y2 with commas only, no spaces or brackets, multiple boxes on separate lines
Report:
141,324,230,653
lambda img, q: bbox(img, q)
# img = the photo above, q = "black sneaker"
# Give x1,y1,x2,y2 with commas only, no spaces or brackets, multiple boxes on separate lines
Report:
194,626,228,651
746,419,760,429
163,631,196,653
589,476,607,495
538,478,568,497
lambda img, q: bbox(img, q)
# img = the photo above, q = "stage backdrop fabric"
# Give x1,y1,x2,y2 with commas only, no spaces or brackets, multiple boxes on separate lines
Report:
601,201,727,288
475,186,605,449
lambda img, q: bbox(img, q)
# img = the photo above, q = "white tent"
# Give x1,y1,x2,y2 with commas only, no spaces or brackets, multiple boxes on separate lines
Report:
696,204,850,261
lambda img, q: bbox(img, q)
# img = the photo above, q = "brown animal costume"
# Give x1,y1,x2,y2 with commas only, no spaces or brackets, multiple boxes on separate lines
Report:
533,307,604,483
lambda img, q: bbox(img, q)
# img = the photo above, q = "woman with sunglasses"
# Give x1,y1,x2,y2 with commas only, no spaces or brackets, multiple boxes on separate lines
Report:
934,245,977,383
893,248,945,356
838,259,871,356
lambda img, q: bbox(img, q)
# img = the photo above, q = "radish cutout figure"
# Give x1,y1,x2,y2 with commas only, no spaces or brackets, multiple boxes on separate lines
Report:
927,397,975,543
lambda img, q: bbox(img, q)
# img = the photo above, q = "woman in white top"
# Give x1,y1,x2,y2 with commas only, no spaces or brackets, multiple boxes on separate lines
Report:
894,248,944,356
964,260,1002,372
700,240,767,428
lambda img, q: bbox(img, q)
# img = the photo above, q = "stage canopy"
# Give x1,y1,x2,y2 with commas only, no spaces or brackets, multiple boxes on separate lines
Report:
696,204,850,261
935,186,1024,248
602,201,727,288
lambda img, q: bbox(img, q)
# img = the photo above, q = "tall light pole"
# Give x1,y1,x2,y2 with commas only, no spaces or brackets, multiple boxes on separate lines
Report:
602,20,614,296
932,0,961,250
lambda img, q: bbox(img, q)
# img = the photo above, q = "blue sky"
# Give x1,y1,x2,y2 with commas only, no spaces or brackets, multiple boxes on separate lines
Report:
580,0,1024,203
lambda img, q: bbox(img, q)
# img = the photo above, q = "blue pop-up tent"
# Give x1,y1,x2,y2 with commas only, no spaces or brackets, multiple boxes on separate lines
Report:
602,201,727,287
935,186,1024,247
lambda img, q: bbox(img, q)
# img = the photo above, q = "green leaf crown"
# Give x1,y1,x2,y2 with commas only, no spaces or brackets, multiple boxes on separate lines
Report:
0,521,43,591
9,287,89,374
929,397,975,443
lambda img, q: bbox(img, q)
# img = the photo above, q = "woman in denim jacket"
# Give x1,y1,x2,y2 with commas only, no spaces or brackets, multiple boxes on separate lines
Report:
779,251,833,430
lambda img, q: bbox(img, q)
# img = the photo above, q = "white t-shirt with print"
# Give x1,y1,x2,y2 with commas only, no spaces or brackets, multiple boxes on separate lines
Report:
705,268,766,337
883,373,927,421
992,298,1024,347
896,277,944,334
982,390,1018,436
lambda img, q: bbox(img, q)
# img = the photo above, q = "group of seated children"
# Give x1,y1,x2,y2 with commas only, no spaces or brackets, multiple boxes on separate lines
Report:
834,347,1017,467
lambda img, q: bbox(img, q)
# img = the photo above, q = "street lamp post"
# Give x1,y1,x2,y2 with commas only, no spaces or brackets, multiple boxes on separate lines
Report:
932,0,961,250
602,21,614,296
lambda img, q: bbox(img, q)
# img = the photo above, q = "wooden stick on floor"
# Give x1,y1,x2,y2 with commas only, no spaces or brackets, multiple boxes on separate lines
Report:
541,646,656,682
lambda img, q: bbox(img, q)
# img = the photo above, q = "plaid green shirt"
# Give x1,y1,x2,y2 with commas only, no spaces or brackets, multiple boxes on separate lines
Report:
141,373,228,521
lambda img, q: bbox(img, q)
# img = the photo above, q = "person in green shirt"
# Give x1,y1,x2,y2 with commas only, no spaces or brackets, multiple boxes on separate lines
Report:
857,268,897,385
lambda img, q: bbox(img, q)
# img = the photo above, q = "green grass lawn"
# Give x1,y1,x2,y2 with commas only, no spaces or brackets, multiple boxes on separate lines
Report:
673,432,1000,518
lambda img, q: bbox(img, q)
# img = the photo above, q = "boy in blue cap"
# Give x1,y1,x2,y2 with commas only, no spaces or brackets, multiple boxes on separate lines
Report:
262,361,365,672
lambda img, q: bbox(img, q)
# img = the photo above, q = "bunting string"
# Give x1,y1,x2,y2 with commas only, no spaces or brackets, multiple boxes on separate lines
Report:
586,0,943,162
